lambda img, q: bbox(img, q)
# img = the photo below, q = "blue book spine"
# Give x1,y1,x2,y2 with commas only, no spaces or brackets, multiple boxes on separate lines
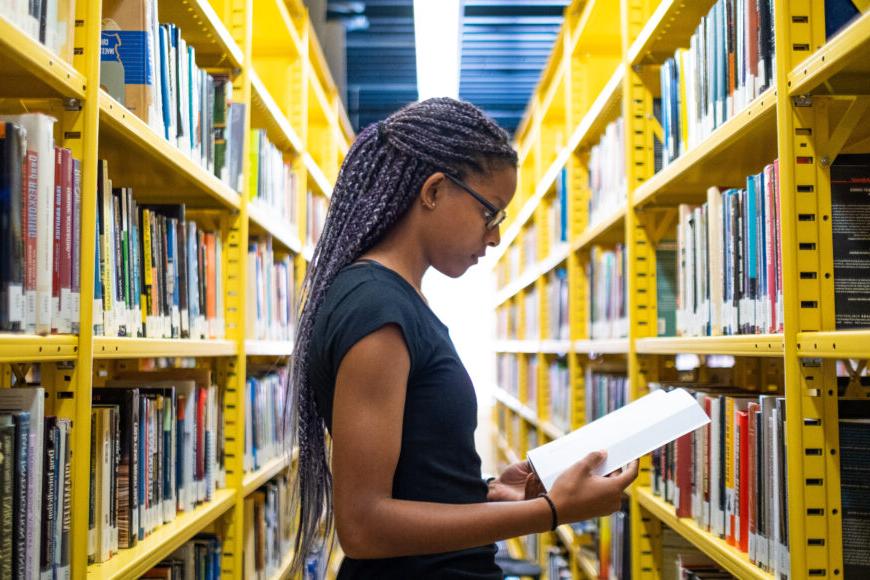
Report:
158,26,171,140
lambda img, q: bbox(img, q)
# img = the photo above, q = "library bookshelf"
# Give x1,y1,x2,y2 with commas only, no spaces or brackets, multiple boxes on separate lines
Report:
490,0,870,579
0,0,350,578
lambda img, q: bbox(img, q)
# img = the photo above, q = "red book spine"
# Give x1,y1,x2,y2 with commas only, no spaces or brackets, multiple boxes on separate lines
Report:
738,410,750,552
51,146,63,333
22,150,38,332
676,432,693,518
747,402,760,561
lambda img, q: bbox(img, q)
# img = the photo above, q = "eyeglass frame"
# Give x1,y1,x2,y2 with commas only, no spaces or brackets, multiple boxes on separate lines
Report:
442,172,507,231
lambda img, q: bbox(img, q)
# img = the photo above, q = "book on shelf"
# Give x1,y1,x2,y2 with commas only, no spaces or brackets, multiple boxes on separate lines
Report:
825,0,866,39
522,222,538,270
527,388,709,491
0,386,73,580
244,365,288,473
0,114,82,336
526,356,538,414
87,368,224,565
548,357,570,433
94,160,225,339
607,505,630,580
588,116,626,226
588,244,627,339
648,382,793,577
141,533,222,579
672,161,782,337
249,128,298,225
244,472,293,579
1,0,76,62
546,167,569,246
838,398,870,580
831,154,870,330
100,1,243,190
659,0,775,166
247,238,296,342
546,545,572,580
523,285,539,340
656,239,678,337
546,267,569,341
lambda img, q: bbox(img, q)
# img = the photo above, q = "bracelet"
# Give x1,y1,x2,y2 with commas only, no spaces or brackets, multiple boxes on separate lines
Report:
538,493,558,531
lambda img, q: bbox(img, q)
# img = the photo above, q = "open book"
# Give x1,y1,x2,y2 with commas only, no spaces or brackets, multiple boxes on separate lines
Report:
527,388,710,491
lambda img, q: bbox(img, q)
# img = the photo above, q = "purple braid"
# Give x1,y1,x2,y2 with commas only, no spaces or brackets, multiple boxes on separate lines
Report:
286,97,517,573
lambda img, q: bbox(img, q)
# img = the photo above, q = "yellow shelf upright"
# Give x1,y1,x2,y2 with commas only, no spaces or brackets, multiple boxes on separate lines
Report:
621,0,661,577
773,1,864,577
211,0,253,577
65,0,103,576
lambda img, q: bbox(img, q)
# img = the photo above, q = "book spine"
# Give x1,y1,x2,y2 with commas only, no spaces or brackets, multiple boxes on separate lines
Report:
51,146,62,334
59,148,72,333
0,416,14,578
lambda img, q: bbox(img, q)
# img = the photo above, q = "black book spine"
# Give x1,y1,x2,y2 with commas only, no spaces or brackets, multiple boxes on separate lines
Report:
831,155,870,329
111,191,125,336
40,419,57,577
177,219,188,338
12,412,29,578
0,414,15,578
1,123,24,331
59,420,71,576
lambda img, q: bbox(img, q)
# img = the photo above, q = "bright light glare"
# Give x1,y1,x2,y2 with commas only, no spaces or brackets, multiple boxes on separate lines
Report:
413,0,462,100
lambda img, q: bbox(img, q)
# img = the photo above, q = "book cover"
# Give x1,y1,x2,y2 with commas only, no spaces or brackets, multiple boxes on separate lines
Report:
831,154,870,329
0,122,25,331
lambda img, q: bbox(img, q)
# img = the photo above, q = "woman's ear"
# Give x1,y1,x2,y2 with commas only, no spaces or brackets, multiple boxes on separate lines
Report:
418,172,445,210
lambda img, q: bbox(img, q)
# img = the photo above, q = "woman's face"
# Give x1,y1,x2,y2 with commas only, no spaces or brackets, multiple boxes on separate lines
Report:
423,164,517,278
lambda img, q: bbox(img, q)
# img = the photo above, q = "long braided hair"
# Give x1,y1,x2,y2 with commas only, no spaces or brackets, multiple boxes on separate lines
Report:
287,97,518,572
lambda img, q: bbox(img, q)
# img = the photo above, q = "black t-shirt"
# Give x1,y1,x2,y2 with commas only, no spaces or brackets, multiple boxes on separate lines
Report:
309,260,502,579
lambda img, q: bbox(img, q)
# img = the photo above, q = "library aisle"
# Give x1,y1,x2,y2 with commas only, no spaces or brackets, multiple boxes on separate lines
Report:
1,0,869,579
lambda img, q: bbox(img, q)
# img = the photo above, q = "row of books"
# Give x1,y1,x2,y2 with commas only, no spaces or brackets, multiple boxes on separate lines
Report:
598,504,630,580
589,245,627,339
100,2,244,191
249,129,299,226
584,371,628,425
0,387,71,580
649,383,792,576
246,238,296,342
244,367,288,474
0,114,82,335
88,368,224,564
548,357,570,433
547,267,569,341
95,160,225,339
588,117,626,226
141,534,222,579
659,0,775,166
2,0,75,61
306,190,328,248
243,472,293,579
674,162,783,336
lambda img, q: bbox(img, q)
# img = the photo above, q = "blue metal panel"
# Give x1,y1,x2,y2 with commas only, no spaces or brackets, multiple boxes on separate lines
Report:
326,0,566,135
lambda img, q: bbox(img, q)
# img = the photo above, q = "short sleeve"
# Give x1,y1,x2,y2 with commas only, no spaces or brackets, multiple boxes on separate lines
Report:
325,278,421,377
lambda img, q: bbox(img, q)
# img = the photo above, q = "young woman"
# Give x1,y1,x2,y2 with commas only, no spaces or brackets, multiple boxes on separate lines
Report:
288,97,638,578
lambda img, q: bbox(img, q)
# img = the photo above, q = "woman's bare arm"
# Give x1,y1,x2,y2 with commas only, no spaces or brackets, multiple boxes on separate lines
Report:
331,324,636,559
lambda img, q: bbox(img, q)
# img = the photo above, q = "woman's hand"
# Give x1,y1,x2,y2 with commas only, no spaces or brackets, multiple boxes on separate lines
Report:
487,460,545,502
547,451,638,524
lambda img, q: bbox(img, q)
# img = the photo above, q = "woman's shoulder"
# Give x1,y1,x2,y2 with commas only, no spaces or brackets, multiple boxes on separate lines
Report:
327,261,417,312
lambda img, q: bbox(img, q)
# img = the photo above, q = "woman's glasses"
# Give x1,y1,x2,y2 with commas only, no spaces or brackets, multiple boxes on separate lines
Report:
443,173,507,231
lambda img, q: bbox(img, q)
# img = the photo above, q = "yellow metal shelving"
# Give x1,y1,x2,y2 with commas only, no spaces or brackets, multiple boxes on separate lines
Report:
493,0,870,577
86,489,236,579
0,334,79,363
632,487,774,580
0,0,351,576
0,14,86,98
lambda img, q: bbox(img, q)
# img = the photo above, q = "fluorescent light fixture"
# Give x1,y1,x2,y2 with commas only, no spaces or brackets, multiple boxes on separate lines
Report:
413,0,462,100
